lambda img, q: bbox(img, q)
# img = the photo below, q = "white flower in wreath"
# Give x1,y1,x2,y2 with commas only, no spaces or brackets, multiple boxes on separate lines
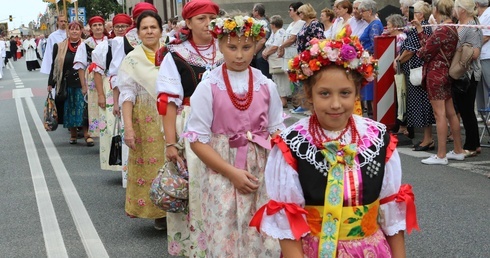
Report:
234,16,245,28
349,58,360,69
214,18,224,28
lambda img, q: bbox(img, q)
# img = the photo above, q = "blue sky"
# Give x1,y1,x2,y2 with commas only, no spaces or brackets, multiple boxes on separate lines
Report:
1,0,50,29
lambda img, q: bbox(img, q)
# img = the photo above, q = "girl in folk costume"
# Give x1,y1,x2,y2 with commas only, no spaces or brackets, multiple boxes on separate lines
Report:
155,0,223,256
74,16,109,143
110,3,162,188
250,37,419,258
91,14,132,171
184,16,284,257
23,35,40,71
47,21,87,142
117,11,166,229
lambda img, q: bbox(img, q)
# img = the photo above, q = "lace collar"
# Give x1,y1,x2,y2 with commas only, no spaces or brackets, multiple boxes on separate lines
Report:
205,64,271,92
281,115,387,170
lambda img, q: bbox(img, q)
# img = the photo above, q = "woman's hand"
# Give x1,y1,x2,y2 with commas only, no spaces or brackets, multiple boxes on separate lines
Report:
113,103,120,117
124,128,136,150
82,86,88,95
228,168,259,194
47,85,53,92
166,145,186,170
277,46,285,58
411,19,423,33
98,94,106,109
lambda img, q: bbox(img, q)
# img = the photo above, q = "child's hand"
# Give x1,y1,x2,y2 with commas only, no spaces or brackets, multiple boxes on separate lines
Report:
229,168,259,195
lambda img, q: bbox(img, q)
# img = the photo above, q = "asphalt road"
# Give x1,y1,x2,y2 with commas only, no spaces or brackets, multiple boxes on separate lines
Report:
0,59,489,257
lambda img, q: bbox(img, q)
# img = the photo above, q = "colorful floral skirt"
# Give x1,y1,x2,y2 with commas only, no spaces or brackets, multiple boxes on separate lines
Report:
124,95,166,219
199,134,281,257
87,72,100,137
167,106,207,257
98,77,121,171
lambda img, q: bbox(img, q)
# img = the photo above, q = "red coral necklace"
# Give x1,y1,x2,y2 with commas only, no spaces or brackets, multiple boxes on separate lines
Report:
67,40,81,53
308,114,358,148
222,64,254,111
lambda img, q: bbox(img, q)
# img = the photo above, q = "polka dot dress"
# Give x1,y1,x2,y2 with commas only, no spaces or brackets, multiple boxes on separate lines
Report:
400,24,435,127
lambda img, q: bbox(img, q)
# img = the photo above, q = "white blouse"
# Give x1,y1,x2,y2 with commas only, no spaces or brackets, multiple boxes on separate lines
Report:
185,65,286,144
155,40,219,108
258,116,407,240
73,36,107,70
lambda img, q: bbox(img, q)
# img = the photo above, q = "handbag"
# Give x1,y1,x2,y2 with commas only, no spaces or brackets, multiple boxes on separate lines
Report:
108,117,122,166
449,43,473,80
394,61,407,121
440,48,470,93
149,161,189,213
409,66,423,86
43,91,58,131
268,53,284,74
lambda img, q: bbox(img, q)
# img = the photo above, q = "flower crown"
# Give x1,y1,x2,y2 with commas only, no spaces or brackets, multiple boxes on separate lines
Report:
209,16,268,41
288,36,377,83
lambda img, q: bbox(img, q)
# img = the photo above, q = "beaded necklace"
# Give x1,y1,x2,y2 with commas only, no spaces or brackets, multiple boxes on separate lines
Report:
67,40,81,53
222,64,254,111
308,114,358,148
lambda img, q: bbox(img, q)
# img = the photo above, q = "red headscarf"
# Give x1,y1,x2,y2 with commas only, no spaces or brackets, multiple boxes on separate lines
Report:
126,2,158,34
112,13,132,26
88,16,105,26
182,0,219,20
132,2,158,20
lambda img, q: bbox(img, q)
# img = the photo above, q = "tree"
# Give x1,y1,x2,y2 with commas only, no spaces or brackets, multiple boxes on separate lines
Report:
50,0,122,20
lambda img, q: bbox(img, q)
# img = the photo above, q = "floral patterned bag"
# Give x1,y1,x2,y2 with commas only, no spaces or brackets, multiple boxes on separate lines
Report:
149,161,189,213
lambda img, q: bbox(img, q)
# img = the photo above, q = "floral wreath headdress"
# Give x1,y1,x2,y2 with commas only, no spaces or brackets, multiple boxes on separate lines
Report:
209,15,268,43
288,30,377,83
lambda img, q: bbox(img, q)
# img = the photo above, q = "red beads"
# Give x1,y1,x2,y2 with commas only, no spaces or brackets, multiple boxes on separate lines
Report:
222,64,254,111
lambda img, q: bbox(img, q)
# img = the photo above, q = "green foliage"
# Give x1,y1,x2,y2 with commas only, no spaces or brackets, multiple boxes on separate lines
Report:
50,0,122,19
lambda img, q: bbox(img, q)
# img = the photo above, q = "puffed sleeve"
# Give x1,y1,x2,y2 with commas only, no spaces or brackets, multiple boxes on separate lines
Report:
117,68,138,104
266,80,286,134
91,40,108,75
73,42,88,70
250,142,309,240
108,37,126,89
378,148,419,235
183,80,214,143
156,52,184,109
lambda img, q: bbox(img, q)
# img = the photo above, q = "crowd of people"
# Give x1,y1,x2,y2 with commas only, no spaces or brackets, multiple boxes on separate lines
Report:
5,0,488,256
0,33,46,75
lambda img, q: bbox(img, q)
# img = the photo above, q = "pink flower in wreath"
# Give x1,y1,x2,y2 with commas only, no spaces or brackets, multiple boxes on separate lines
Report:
145,116,153,123
137,178,146,186
137,199,146,206
148,157,157,164
168,241,182,255
136,158,145,164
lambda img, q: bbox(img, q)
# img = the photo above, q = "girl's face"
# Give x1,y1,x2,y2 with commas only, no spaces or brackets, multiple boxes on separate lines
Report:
308,67,357,131
137,17,162,50
68,25,82,41
90,22,104,37
219,35,255,72
186,13,217,44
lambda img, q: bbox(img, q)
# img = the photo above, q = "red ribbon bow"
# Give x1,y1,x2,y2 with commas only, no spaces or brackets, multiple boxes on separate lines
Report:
271,136,298,171
157,93,180,116
380,184,420,234
250,200,309,240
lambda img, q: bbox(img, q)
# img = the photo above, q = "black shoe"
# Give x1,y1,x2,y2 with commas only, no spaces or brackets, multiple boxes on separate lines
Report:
413,141,435,151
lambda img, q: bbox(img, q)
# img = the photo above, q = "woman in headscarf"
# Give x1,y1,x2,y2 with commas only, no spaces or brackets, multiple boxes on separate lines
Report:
47,21,86,143
74,16,109,145
117,10,167,230
91,13,132,171
155,0,223,256
109,3,163,188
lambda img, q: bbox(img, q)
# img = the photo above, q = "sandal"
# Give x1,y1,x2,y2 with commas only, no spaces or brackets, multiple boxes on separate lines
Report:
69,138,77,144
85,137,95,147
413,141,435,151
463,150,477,158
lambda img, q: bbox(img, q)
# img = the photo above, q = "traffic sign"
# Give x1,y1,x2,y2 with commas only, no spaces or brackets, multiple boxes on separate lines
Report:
68,7,86,26
40,23,47,30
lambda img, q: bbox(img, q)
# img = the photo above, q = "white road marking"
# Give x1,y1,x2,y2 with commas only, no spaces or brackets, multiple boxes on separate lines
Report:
14,91,68,258
16,85,25,88
25,97,109,258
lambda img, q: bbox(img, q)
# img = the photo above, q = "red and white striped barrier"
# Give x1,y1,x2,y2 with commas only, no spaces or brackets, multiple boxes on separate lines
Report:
374,35,396,129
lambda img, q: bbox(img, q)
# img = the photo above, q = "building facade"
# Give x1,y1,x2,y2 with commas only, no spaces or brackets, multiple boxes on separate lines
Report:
124,0,396,24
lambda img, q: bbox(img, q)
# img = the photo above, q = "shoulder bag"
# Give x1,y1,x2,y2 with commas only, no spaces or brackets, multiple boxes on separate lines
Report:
440,48,470,93
149,161,189,213
108,117,122,166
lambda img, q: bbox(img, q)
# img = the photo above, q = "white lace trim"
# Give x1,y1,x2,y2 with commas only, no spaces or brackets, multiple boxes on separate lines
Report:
209,68,270,93
268,123,286,134
159,75,181,86
260,209,310,240
280,116,386,172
